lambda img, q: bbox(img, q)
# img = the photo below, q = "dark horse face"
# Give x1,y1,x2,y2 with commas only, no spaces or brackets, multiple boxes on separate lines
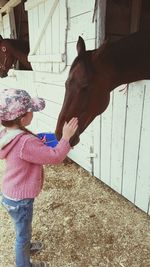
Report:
0,36,15,78
55,36,106,146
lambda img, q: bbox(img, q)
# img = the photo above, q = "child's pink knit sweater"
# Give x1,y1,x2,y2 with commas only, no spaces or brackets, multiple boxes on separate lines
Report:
0,130,71,199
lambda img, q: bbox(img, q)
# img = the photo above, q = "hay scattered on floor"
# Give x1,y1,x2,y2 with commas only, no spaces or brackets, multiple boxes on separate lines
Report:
0,160,150,267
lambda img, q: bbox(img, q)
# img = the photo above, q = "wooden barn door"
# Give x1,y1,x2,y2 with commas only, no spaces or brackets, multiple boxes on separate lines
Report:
25,0,67,72
94,0,150,214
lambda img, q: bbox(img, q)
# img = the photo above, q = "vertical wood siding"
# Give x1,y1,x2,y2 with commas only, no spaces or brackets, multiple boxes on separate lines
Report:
94,81,150,214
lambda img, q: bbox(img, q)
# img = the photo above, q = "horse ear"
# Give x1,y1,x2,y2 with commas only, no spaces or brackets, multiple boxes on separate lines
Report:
0,35,3,40
77,36,86,56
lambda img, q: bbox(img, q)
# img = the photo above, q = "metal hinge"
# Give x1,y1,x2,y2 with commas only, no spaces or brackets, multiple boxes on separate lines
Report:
89,153,97,158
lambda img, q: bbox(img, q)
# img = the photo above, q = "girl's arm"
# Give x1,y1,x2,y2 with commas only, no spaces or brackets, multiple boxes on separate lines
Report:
20,136,71,165
20,117,78,165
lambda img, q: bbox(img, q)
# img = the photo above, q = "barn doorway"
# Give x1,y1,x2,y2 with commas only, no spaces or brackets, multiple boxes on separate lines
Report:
14,1,29,43
0,0,29,70
105,0,150,41
14,1,29,70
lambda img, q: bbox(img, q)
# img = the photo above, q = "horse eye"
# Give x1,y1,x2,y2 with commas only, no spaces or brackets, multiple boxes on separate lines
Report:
2,46,6,52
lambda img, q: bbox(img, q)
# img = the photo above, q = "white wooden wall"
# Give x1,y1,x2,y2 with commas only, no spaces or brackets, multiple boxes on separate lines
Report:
0,0,149,215
25,0,67,72
94,81,150,214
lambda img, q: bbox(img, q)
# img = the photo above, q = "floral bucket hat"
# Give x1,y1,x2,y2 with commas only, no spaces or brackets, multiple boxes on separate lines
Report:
0,89,45,121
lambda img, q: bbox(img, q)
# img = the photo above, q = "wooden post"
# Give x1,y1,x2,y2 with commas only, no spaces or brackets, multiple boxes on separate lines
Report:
0,0,21,14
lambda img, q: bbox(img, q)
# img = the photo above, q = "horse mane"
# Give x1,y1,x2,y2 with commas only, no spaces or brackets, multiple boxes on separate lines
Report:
98,39,110,52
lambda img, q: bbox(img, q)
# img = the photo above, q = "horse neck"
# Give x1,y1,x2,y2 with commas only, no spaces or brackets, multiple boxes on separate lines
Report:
9,39,31,70
94,33,150,92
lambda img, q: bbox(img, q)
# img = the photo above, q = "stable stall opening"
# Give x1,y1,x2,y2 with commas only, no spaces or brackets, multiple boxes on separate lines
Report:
105,0,150,42
14,1,29,70
0,0,29,71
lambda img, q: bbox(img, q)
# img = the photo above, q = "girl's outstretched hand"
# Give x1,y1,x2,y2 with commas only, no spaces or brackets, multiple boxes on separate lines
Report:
62,117,78,141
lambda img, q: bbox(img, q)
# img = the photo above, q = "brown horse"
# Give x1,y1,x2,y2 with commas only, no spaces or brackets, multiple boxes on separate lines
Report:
55,31,150,146
0,35,32,78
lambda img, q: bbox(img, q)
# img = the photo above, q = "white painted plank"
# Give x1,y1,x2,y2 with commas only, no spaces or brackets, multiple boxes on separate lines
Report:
38,1,46,71
59,0,67,72
36,116,56,133
3,13,11,38
69,146,92,173
67,11,95,43
93,116,101,178
34,69,69,84
44,0,52,72
110,85,127,193
3,13,9,27
31,5,39,70
28,54,62,63
33,111,56,132
77,131,93,150
68,0,94,17
41,99,61,119
25,0,46,11
0,76,18,88
51,1,59,72
36,82,65,104
29,0,59,56
135,82,150,213
9,7,17,39
122,81,145,203
100,92,113,186
27,9,34,50
0,14,3,34
52,1,59,54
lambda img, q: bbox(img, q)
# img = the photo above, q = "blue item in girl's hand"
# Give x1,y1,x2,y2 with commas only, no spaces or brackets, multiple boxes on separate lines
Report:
37,132,58,147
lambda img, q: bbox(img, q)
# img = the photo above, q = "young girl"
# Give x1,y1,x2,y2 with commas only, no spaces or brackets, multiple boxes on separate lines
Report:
0,88,78,267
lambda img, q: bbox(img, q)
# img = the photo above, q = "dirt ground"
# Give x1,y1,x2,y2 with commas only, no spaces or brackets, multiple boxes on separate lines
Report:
0,160,150,267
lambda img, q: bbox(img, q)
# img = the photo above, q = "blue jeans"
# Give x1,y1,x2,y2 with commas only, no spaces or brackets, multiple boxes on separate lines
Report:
1,196,34,267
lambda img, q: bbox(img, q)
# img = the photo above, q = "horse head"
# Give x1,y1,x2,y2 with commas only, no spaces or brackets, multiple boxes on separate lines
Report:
55,36,110,146
0,36,16,78
55,32,150,146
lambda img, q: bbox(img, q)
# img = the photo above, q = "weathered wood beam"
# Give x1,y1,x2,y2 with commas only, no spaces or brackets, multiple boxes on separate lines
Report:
0,0,21,13
0,0,8,8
